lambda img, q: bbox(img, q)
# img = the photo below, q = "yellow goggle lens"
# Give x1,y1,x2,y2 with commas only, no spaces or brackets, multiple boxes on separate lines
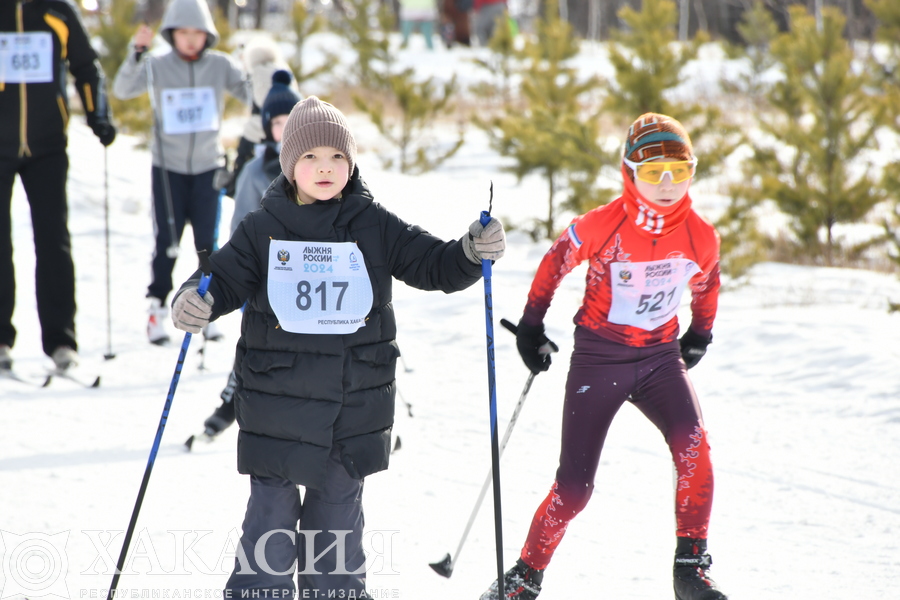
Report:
625,159,696,184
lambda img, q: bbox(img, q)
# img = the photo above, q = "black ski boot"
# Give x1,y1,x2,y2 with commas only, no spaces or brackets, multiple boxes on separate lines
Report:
203,398,235,436
203,371,238,436
673,537,728,600
479,559,544,600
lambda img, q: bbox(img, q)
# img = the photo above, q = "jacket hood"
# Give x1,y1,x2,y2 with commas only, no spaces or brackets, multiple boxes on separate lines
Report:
160,0,220,49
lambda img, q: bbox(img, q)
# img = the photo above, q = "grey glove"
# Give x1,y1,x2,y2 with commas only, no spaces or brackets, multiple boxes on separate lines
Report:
463,217,506,264
171,287,214,333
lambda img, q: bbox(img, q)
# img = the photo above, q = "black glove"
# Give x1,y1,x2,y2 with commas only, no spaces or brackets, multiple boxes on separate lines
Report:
516,319,555,374
679,328,712,369
90,120,117,147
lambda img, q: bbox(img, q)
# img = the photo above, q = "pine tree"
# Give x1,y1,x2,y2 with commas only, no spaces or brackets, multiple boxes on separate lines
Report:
604,0,731,181
735,6,887,266
91,0,152,139
286,1,337,89
353,70,464,174
723,0,780,102
865,0,900,273
605,0,698,118
480,0,607,239
335,0,395,90
468,15,519,112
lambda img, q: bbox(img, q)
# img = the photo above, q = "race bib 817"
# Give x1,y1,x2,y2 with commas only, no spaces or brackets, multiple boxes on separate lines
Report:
267,240,374,334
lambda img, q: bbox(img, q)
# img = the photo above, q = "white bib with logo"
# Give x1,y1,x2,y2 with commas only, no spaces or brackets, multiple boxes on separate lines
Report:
607,259,699,331
0,33,53,84
160,87,219,135
267,240,374,335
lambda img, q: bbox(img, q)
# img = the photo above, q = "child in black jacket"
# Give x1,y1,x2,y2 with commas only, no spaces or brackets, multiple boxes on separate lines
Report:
171,96,505,598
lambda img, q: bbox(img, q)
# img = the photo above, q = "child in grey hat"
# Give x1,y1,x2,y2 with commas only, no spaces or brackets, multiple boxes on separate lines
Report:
171,96,505,598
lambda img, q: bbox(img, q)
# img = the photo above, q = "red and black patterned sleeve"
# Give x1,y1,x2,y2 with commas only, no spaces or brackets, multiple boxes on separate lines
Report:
521,216,594,327
686,224,721,338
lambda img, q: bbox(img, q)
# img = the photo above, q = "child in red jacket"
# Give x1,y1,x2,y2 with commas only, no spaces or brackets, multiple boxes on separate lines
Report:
481,113,728,600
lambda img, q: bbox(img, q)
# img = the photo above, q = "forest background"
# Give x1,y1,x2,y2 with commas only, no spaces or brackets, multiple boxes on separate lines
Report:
75,0,900,292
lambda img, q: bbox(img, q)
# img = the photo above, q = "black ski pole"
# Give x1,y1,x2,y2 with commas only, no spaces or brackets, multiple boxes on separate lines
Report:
430,319,557,578
146,62,179,259
106,254,212,600
103,146,115,360
478,184,505,598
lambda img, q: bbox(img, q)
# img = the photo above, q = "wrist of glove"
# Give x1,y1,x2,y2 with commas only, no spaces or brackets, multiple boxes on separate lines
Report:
89,119,117,147
463,217,506,264
516,319,555,374
679,328,712,369
171,287,215,333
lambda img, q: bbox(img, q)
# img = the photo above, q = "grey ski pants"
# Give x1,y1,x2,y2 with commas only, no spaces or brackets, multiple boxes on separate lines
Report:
224,446,367,598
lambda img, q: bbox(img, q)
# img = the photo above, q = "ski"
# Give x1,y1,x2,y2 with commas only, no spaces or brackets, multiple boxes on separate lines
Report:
42,368,101,388
1,368,41,387
184,430,221,451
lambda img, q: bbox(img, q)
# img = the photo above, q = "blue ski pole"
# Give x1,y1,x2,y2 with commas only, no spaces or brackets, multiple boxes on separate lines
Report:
479,183,505,598
107,259,212,600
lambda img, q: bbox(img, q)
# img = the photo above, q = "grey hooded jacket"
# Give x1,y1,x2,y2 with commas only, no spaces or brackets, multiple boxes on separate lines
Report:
112,0,251,174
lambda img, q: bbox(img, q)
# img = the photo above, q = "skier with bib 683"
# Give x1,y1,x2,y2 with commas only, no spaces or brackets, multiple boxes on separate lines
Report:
170,96,506,599
480,113,728,600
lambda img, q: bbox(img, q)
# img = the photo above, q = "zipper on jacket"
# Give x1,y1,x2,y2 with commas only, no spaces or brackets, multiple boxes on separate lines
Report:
16,1,31,157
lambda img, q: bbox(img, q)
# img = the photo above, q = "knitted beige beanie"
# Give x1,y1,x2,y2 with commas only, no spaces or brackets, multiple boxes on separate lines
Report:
279,96,357,183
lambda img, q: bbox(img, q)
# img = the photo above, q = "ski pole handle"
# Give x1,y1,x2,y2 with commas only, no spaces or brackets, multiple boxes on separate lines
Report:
500,317,560,355
197,250,213,299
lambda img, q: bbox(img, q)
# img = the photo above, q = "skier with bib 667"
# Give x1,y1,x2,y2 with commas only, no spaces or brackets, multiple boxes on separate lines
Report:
480,113,728,600
170,96,506,599
112,0,251,345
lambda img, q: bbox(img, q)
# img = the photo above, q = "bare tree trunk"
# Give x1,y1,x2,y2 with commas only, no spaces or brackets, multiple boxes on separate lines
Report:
255,0,267,30
588,0,600,41
693,0,708,34
679,0,690,41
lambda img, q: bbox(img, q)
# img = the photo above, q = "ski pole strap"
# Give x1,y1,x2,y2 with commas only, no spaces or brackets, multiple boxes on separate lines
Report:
674,553,712,569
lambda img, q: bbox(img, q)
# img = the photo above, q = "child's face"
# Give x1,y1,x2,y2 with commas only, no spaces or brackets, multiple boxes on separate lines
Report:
633,158,693,208
270,114,289,143
292,146,350,205
172,28,207,57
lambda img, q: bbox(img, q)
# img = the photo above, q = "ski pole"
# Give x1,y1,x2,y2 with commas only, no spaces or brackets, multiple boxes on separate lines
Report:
106,255,212,600
146,62,179,259
477,184,506,599
430,319,558,578
103,146,116,360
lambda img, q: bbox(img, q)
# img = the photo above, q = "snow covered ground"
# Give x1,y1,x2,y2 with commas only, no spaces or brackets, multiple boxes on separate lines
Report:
3,35,900,600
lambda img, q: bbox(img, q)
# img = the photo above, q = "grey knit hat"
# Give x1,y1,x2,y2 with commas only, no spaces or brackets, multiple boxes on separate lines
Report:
280,96,357,183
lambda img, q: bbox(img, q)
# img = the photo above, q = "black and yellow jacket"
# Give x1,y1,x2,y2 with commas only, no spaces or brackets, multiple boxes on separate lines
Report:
0,0,111,159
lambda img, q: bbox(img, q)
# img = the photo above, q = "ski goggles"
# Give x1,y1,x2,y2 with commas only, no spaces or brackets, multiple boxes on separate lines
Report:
623,157,697,185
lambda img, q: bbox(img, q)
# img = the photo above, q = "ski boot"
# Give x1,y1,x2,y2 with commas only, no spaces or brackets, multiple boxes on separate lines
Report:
203,371,238,436
0,345,11,371
203,398,235,436
480,559,543,600
673,537,728,600
50,346,78,371
147,298,170,345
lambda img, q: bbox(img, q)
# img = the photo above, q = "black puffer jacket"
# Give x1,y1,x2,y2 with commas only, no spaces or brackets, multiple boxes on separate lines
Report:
183,171,481,489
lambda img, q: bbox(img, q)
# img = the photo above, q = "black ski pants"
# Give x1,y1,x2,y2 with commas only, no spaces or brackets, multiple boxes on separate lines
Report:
0,150,77,356
147,166,220,303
